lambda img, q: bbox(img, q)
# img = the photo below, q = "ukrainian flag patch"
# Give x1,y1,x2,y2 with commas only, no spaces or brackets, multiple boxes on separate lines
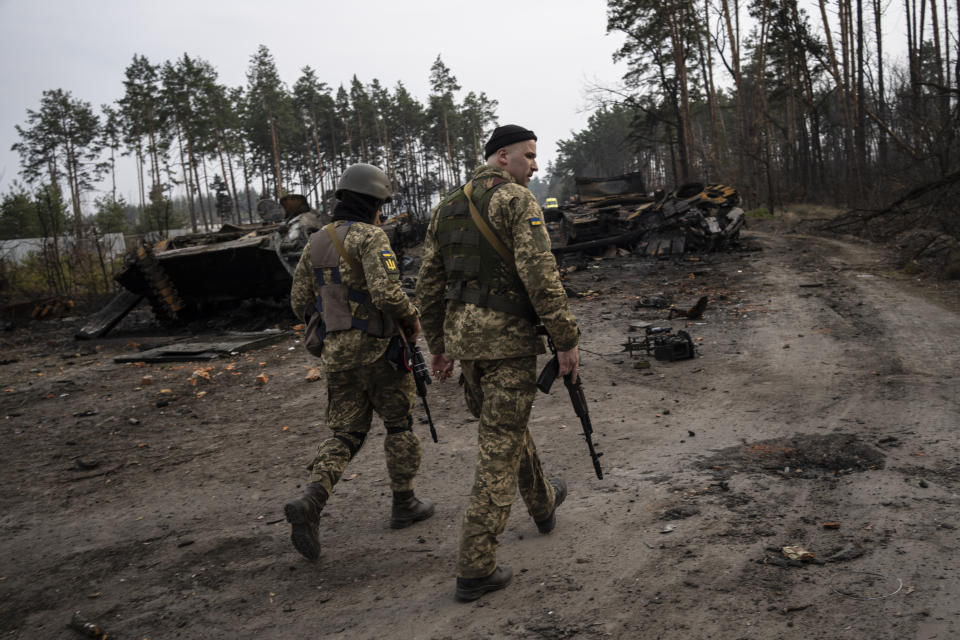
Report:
380,250,398,272
528,216,543,226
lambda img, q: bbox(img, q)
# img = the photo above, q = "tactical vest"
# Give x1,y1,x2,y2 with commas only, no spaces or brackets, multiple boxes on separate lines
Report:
309,221,398,339
435,179,537,322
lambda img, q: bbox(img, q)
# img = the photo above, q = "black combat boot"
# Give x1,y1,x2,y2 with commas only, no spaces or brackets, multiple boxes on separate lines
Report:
534,477,567,534
284,482,328,560
389,490,435,529
455,565,513,602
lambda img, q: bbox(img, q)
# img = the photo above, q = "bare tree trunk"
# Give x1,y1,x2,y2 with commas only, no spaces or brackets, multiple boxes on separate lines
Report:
147,125,161,193
224,143,241,224
311,120,326,210
944,0,952,91
955,0,959,92
214,133,238,222
856,0,868,196
136,142,146,211
109,145,117,202
327,115,341,185
720,0,746,186
269,113,283,200
819,0,857,202
701,0,723,173
666,3,695,179
186,137,208,229
753,0,774,209
442,107,455,186
240,146,253,223
874,0,889,167
929,0,952,173
200,156,213,221
175,124,198,232
62,139,84,236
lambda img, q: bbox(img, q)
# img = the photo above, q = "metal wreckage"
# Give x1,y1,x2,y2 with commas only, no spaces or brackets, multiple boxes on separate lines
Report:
78,171,741,338
542,172,744,365
546,172,744,256
76,194,421,339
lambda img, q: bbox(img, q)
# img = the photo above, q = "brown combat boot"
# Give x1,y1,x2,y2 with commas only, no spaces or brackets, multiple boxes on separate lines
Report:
455,565,513,602
534,477,567,534
389,491,435,529
284,482,328,560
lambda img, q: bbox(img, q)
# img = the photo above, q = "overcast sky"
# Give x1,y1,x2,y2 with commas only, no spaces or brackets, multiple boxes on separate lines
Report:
0,0,628,203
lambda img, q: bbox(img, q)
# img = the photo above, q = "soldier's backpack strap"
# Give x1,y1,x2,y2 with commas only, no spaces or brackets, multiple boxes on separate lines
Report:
463,181,516,272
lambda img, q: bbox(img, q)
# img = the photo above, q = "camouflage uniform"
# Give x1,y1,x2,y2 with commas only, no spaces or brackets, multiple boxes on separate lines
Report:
417,165,579,578
290,220,422,496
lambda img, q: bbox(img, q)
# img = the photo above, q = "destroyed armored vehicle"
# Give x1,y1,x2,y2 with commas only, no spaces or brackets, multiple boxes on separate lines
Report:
550,173,745,256
559,172,654,243
78,194,432,339
77,196,327,339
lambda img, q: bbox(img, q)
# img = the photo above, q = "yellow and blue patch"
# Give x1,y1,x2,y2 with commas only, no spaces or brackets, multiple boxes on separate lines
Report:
380,250,398,272
528,216,543,226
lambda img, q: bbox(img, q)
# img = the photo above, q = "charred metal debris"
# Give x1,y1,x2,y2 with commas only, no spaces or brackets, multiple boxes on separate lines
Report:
623,323,697,362
547,173,744,256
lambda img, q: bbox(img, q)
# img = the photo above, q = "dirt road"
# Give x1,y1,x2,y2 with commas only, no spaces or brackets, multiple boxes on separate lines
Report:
1,225,958,639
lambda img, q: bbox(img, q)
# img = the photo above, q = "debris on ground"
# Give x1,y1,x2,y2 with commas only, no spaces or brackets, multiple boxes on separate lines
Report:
622,325,696,361
68,611,109,639
782,545,816,561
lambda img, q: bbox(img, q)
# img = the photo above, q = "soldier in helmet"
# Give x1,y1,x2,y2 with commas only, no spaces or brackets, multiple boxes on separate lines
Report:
416,125,580,601
285,163,434,561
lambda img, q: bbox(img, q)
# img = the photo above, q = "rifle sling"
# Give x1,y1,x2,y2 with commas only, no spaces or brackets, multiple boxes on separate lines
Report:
326,224,362,273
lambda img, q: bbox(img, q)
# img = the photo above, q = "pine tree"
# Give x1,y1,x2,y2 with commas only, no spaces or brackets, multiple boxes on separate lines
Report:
12,89,103,236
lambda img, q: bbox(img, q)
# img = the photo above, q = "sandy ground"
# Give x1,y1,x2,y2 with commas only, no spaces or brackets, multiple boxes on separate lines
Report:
1,223,959,640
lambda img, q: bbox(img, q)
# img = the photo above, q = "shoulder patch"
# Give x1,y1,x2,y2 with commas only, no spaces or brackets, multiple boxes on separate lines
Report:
528,216,543,226
380,250,399,273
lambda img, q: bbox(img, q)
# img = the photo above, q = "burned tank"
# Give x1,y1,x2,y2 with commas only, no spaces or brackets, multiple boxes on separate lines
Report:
77,196,328,339
549,173,745,256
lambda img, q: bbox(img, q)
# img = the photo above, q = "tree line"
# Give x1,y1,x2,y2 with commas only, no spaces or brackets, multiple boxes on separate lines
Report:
7,0,959,266
543,0,960,233
4,46,498,241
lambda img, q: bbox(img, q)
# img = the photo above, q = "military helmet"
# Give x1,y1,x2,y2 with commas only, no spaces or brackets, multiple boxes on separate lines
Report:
335,163,393,203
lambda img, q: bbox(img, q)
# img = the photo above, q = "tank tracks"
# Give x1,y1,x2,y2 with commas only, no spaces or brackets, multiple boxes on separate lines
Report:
126,241,185,326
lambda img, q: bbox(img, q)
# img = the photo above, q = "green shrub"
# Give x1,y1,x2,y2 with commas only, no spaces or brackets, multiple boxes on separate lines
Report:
945,257,960,280
0,245,121,303
903,261,922,275
746,207,773,219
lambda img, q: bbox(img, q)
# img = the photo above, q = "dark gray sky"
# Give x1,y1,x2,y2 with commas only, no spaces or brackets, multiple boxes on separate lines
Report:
0,0,627,202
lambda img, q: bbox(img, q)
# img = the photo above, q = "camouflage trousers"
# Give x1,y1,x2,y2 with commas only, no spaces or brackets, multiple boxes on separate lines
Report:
306,354,421,496
457,356,557,579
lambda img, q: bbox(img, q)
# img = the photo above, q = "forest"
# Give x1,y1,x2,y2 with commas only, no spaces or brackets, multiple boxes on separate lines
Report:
3,0,960,301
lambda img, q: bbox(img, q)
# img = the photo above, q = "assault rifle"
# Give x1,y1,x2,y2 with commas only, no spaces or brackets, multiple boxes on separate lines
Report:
400,334,438,443
535,326,603,479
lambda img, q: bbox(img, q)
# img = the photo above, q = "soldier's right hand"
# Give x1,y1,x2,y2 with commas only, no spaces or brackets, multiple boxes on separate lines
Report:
557,346,579,383
402,316,421,343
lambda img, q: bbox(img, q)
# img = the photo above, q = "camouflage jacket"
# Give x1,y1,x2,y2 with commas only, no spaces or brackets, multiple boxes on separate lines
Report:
290,220,417,372
416,165,579,360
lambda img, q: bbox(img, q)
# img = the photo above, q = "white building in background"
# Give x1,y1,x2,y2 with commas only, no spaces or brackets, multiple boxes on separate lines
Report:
0,233,128,263
0,229,198,264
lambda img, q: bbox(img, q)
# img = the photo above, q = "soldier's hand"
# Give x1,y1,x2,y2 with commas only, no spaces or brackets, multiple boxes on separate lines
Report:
431,353,455,382
402,316,421,343
557,346,579,383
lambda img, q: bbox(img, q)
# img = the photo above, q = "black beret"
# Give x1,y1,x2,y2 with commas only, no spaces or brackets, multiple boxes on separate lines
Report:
484,124,537,159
